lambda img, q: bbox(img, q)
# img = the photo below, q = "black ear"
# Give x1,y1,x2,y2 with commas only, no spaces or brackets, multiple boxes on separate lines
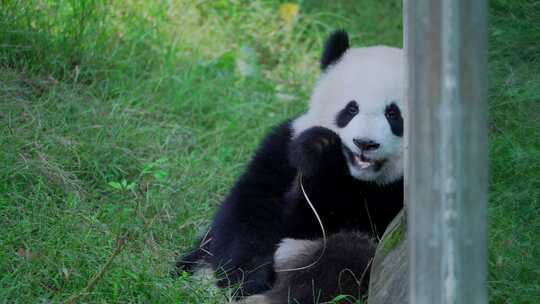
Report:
320,30,350,71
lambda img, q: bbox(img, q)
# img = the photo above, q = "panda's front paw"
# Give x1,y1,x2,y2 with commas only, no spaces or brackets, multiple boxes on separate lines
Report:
289,126,342,177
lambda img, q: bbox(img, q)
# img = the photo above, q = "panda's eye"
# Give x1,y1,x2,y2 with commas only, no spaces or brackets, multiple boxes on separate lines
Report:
346,101,359,115
385,104,400,120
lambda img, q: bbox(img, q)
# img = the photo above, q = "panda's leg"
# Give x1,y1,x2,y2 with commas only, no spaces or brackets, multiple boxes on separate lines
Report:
213,247,276,298
208,195,288,298
210,235,279,297
242,233,376,304
173,230,213,276
174,247,206,275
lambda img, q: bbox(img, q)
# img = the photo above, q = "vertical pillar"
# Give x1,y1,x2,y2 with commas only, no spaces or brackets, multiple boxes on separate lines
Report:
406,1,488,303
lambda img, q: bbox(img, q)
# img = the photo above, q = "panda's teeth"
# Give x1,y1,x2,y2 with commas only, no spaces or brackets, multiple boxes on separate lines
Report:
354,155,372,169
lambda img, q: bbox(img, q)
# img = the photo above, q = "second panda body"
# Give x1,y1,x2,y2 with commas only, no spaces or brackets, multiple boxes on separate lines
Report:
177,31,405,302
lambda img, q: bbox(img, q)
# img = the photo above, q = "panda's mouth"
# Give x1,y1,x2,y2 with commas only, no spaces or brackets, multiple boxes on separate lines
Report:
353,154,379,169
343,146,386,171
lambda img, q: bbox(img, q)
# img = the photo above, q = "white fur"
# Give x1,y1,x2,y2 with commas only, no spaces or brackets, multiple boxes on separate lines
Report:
193,264,215,280
236,294,270,304
293,46,404,185
273,238,322,270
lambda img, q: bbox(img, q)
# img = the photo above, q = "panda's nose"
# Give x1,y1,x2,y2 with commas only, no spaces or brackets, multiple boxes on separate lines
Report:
353,138,380,151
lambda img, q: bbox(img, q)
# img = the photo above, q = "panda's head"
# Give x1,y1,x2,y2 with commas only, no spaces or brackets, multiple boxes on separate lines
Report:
293,30,404,185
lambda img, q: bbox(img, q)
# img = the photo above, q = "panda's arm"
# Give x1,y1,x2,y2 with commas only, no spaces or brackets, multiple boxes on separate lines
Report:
284,127,351,238
289,126,348,180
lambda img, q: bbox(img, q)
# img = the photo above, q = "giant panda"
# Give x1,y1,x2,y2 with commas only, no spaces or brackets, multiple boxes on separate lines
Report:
175,30,404,303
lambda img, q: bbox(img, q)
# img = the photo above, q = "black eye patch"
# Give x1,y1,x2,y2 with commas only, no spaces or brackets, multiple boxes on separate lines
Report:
335,101,359,128
385,103,403,137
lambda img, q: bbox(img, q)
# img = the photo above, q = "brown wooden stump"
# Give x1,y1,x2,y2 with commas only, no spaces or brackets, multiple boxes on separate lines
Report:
368,210,408,304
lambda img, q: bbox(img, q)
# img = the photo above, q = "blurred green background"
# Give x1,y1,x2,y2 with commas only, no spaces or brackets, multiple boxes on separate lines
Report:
0,0,538,303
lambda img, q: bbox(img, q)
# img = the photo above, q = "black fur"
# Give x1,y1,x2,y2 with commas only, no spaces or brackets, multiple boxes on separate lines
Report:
175,121,403,298
174,234,212,275
320,30,350,71
335,100,359,128
264,232,377,304
177,121,297,297
385,103,403,137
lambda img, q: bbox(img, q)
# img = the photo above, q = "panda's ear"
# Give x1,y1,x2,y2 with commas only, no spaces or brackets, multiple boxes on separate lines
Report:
320,30,350,71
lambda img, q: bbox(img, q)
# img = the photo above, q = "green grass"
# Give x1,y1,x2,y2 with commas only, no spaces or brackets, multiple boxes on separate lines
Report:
0,0,538,303
487,2,540,303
